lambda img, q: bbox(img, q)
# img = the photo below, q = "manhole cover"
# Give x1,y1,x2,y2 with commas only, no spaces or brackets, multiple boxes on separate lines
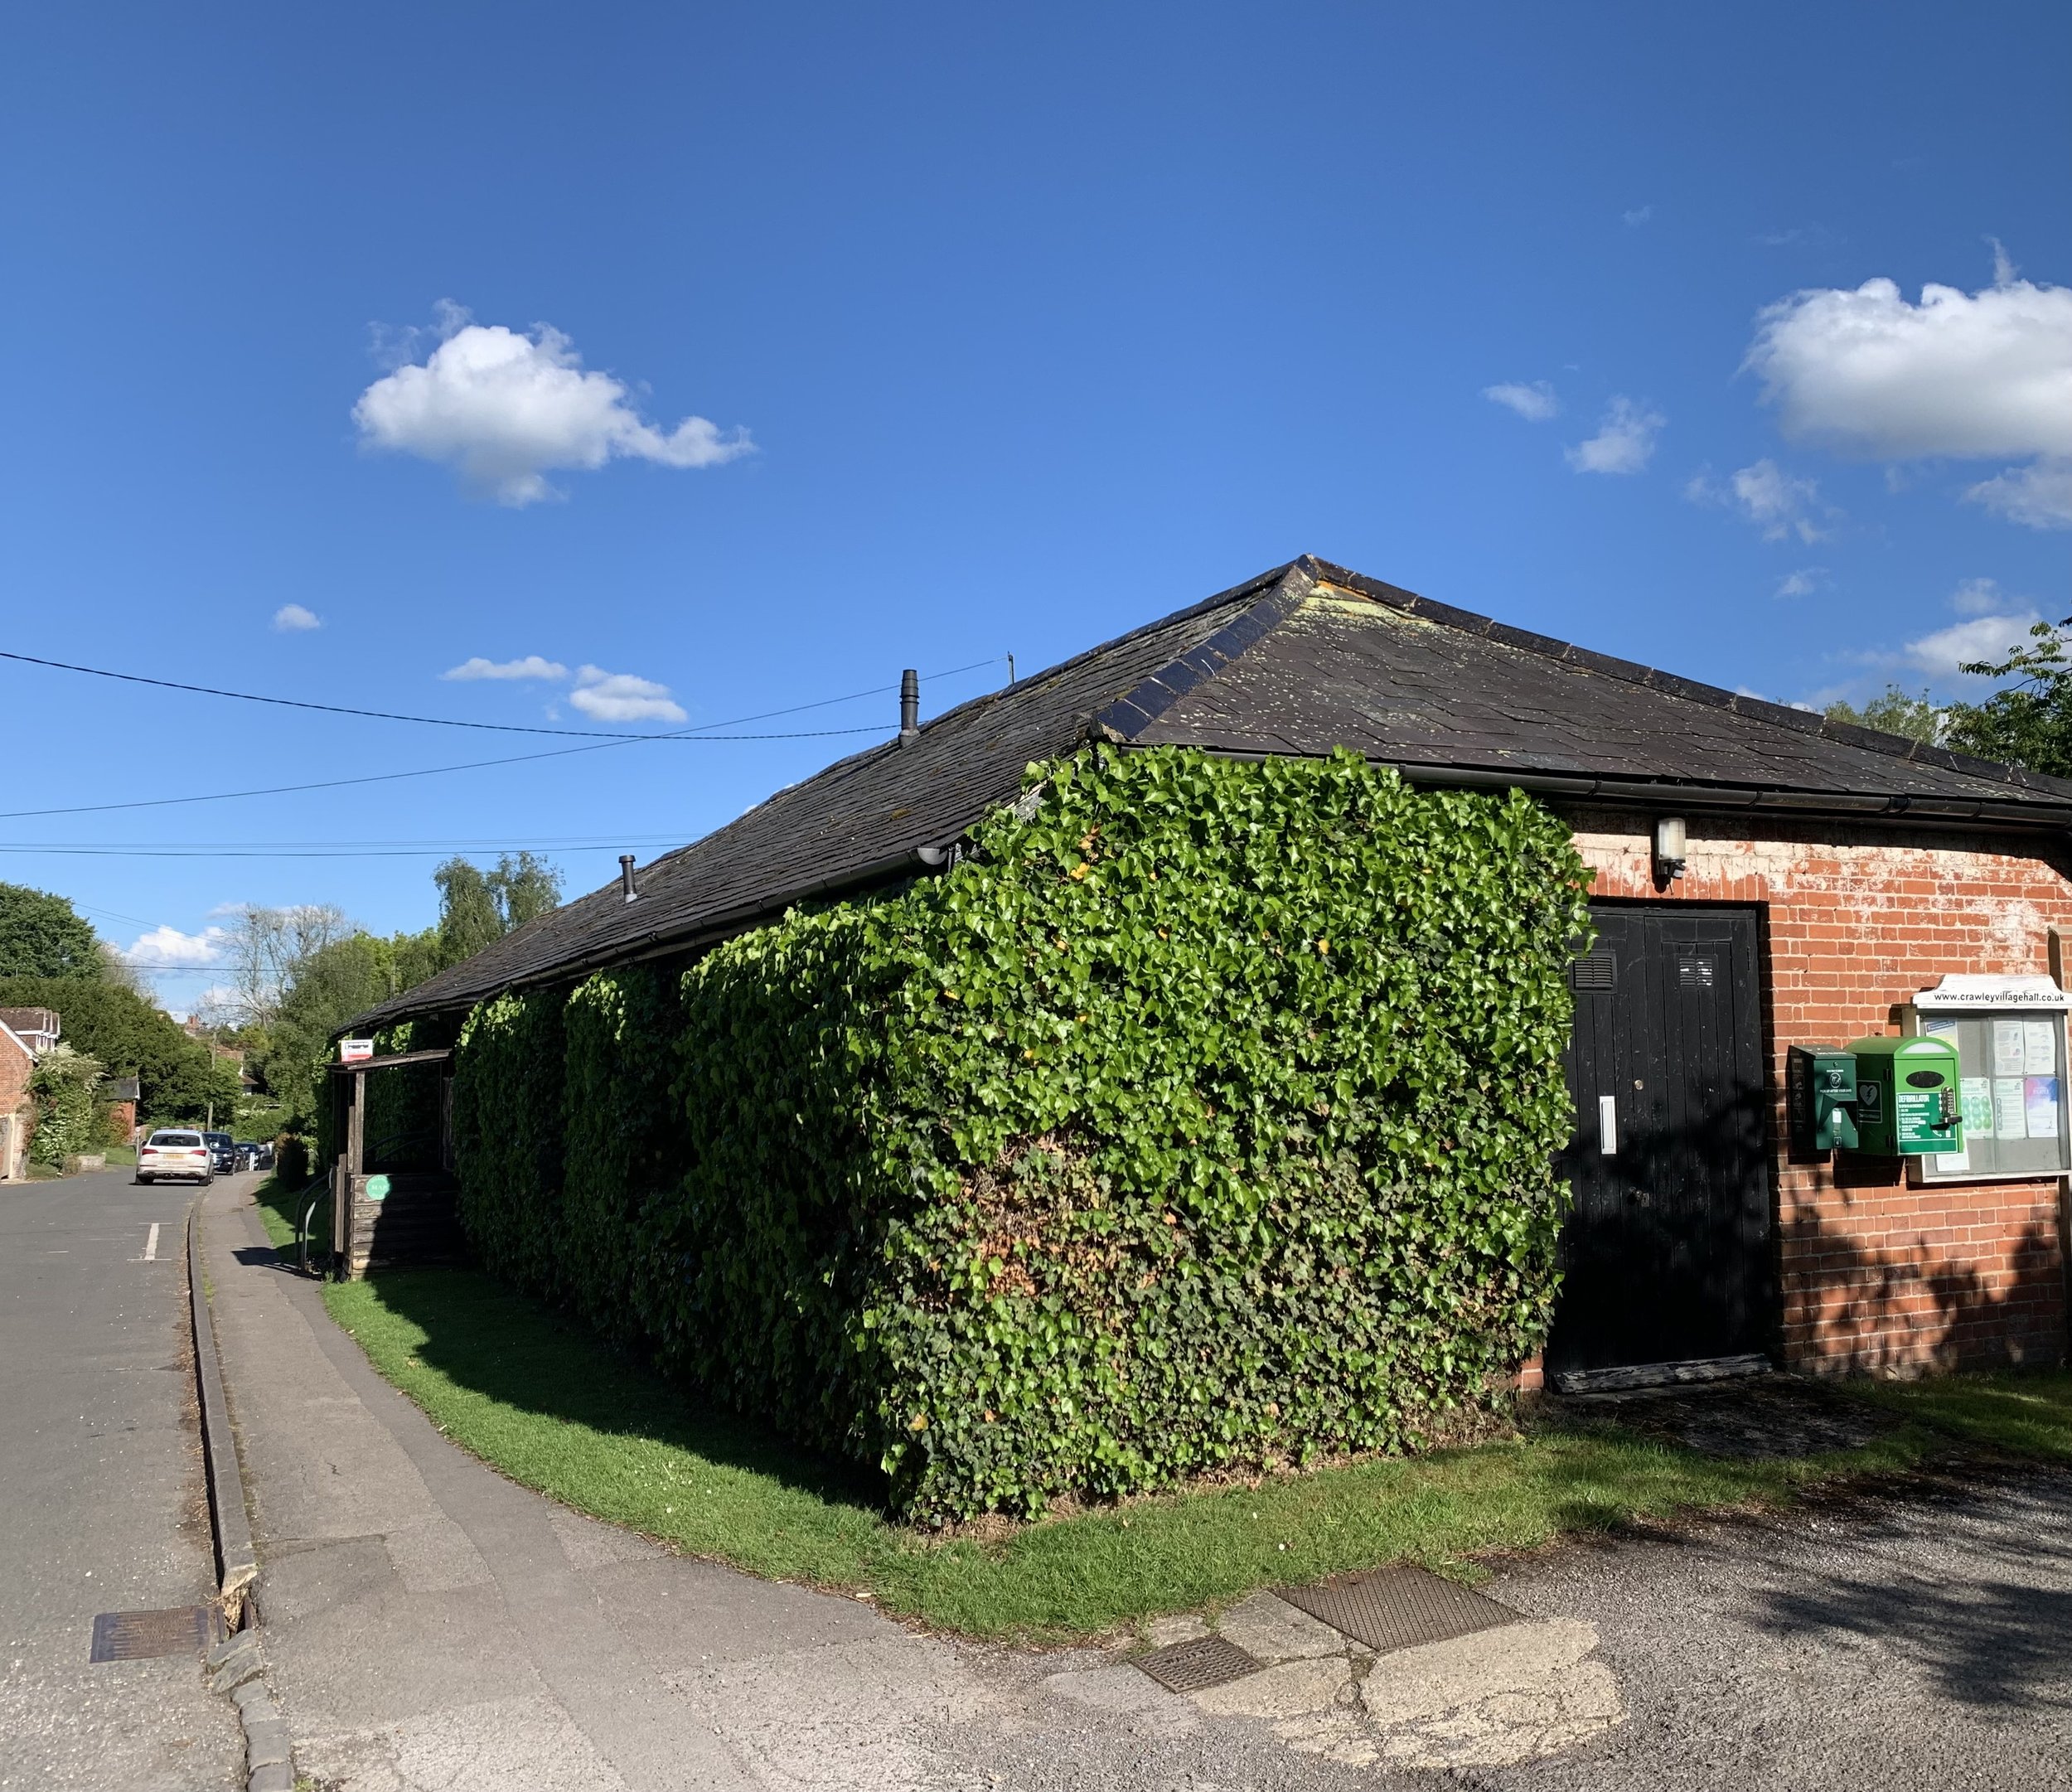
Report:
1280,1566,1516,1655
89,1606,221,1663
1136,1634,1261,1693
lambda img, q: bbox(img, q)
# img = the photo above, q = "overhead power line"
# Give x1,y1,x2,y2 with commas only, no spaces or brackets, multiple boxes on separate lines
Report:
0,655,1004,821
0,647,1004,739
0,834,699,860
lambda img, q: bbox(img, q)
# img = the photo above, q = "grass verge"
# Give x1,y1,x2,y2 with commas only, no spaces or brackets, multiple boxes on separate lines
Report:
316,1265,2070,1641
252,1173,325,1255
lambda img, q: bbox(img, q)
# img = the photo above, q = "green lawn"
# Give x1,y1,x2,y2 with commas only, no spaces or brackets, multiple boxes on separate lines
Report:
252,1173,327,1257
314,1263,2072,1641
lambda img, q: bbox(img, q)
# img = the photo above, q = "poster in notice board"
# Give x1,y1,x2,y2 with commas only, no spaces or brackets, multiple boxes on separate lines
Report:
1917,1011,2071,1181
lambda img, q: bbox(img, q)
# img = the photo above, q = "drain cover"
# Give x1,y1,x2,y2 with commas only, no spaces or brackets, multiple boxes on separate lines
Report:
1280,1566,1516,1655
90,1606,221,1663
1136,1634,1261,1693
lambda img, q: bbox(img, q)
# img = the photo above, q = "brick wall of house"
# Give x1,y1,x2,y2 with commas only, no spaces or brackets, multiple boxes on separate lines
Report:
0,1031,34,1180
1563,807,2072,1376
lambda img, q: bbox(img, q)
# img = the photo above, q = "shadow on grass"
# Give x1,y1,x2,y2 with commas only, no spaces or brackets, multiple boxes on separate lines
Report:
356,1266,889,1519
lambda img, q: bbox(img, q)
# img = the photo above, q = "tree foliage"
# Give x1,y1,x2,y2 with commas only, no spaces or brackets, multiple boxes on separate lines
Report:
436,852,561,969
0,882,106,980
1823,685,1941,744
0,976,238,1126
30,1044,105,1167
1940,621,2072,777
451,747,1591,1523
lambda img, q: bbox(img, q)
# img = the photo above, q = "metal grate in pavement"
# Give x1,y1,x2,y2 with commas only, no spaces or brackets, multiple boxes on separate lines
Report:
90,1606,222,1663
1280,1566,1517,1656
1136,1634,1262,1693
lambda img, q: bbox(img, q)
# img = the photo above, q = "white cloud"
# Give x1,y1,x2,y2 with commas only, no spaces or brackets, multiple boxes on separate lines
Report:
1950,577,2004,616
353,308,753,506
1776,568,1828,598
273,603,321,632
1566,397,1663,474
1902,611,2044,679
1966,458,2072,530
122,924,228,969
1484,380,1558,421
1743,267,2072,528
1623,205,1654,227
568,665,686,724
442,655,569,682
1687,458,1833,542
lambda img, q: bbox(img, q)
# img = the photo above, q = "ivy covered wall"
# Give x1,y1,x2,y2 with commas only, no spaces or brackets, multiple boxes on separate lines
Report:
448,746,1591,1522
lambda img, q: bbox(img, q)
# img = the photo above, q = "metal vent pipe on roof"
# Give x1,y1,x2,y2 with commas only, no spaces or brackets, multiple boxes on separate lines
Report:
899,668,919,743
619,855,639,903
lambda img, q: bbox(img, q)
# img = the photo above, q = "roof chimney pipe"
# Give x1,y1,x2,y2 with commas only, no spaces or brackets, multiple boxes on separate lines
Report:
898,668,920,743
619,855,639,903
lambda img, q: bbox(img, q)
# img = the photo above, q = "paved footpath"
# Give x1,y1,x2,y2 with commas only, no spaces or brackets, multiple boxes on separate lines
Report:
0,1165,244,1792
200,1178,2072,1792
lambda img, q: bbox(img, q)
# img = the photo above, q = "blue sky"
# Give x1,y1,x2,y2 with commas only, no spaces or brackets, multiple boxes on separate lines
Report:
2,2,2067,1010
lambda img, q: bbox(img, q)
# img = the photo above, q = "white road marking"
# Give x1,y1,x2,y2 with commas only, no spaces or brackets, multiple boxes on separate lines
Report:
143,1223,160,1262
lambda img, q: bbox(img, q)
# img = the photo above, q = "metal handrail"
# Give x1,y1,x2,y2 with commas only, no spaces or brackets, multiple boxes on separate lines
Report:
294,1175,331,1278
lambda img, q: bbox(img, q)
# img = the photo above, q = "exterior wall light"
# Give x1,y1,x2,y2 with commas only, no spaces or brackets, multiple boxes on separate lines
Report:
1653,816,1688,882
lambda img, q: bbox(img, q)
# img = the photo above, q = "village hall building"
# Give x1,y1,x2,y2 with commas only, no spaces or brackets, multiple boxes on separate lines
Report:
354,557,2072,1385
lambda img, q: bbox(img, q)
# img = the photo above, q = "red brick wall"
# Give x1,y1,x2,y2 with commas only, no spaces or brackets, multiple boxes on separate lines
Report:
0,1031,32,1180
1562,808,2071,1376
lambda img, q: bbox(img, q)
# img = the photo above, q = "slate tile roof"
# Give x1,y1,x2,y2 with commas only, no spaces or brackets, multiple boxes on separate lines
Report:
352,556,2072,1028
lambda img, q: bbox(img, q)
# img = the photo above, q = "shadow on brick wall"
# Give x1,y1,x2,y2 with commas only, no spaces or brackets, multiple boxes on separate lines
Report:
1781,1205,2068,1374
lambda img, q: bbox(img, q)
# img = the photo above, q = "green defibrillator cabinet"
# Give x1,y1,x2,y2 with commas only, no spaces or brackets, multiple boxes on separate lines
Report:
1846,1034,1962,1155
1787,1046,1859,1151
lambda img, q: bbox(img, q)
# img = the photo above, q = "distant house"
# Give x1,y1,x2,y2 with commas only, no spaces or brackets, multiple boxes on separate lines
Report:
0,1010,52,1179
0,1008,61,1054
351,557,2072,1384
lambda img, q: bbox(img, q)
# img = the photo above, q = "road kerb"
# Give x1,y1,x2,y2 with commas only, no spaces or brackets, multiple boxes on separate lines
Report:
190,1188,295,1792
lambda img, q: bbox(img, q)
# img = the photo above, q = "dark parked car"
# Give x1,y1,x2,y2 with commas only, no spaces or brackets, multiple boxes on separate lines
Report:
203,1131,238,1174
254,1140,275,1170
232,1141,260,1170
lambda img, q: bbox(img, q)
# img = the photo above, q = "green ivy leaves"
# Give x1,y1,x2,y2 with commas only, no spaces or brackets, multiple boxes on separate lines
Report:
449,745,1591,1525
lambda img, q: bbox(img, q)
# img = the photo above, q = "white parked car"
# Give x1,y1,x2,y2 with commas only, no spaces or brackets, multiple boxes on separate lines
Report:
136,1129,214,1185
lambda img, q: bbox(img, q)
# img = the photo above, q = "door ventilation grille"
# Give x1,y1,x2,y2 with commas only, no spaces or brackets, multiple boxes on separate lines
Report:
1677,952,1716,990
1570,950,1617,992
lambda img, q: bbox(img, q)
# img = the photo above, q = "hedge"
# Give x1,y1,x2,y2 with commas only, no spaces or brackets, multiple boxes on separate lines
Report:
448,745,1591,1523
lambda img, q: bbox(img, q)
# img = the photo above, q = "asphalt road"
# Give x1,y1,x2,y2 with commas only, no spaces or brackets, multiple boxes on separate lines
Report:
0,1165,244,1792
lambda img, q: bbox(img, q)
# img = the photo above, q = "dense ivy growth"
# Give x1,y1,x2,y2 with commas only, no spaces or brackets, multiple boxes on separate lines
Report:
559,966,685,1346
449,747,1590,1523
451,990,567,1299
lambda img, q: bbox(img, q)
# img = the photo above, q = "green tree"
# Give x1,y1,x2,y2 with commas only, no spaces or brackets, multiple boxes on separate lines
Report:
1937,620,2072,776
0,976,229,1124
434,860,504,967
489,851,561,932
0,883,104,979
435,853,562,969
1823,685,1942,744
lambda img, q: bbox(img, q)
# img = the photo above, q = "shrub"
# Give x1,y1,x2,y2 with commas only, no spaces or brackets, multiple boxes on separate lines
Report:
31,1044,104,1168
453,746,1591,1522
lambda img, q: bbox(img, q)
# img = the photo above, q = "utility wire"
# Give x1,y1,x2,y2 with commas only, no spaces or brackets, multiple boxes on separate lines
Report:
0,655,1005,821
0,648,1003,739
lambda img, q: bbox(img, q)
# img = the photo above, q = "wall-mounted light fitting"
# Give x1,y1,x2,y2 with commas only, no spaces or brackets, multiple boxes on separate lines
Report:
1653,816,1687,882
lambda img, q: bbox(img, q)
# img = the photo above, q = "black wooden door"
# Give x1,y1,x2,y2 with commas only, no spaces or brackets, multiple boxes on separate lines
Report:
1545,904,1774,1373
